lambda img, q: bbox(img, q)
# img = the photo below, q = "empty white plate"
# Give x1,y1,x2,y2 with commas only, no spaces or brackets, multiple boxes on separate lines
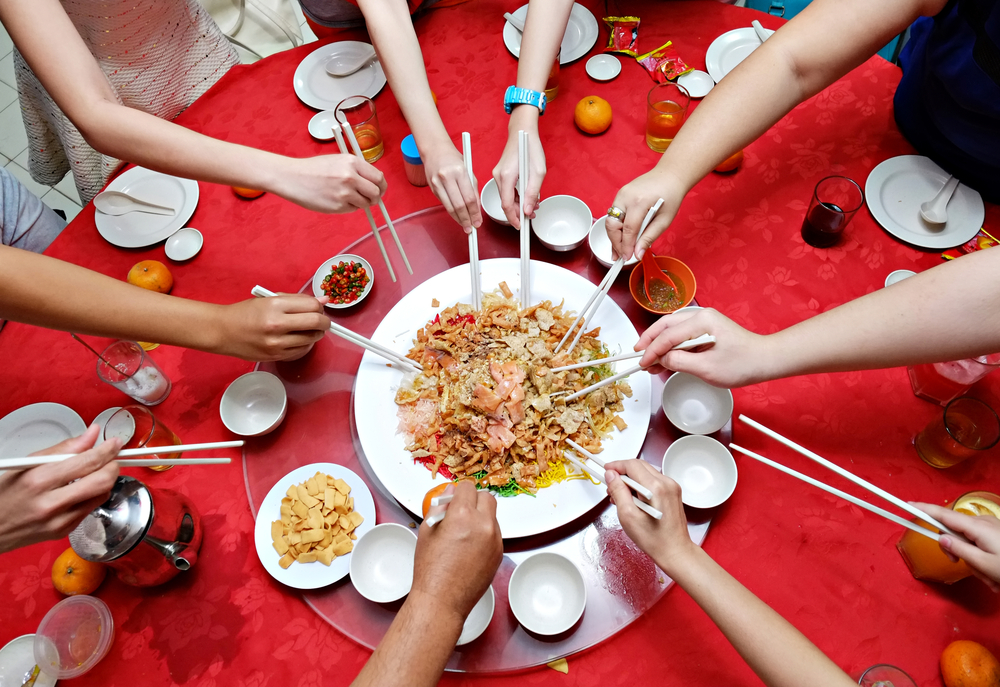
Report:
503,3,598,64
705,27,774,83
677,69,714,98
308,110,339,141
586,54,621,81
508,552,586,635
661,372,734,435
661,435,738,509
95,167,199,248
293,42,387,111
165,227,203,261
0,403,86,459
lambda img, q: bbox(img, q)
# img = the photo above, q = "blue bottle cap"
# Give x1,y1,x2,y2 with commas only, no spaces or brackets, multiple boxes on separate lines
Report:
400,135,422,165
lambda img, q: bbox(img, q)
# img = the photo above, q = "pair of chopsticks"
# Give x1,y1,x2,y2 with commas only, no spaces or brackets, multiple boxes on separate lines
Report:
462,132,482,310
555,333,717,403
554,199,665,357
331,120,411,283
731,415,965,543
0,440,242,471
562,441,662,519
251,285,422,373
518,129,531,307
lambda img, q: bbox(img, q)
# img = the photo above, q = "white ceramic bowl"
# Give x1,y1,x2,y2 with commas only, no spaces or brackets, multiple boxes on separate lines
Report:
661,435,738,509
350,523,417,603
164,227,203,261
661,371,734,435
480,178,510,226
677,70,714,98
884,269,916,287
532,195,592,252
508,552,586,635
589,216,639,269
308,110,339,141
312,254,374,309
220,371,287,436
586,54,621,81
457,585,495,646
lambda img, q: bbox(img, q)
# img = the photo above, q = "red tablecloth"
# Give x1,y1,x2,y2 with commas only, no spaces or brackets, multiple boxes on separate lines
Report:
2,1,999,685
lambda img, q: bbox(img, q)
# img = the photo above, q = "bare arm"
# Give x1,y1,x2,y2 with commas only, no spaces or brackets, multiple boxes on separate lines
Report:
0,245,329,361
607,0,948,260
0,0,386,213
357,0,482,232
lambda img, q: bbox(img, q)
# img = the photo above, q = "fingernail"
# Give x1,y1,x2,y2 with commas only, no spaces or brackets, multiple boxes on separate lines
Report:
605,469,614,483
635,247,645,259
464,226,473,235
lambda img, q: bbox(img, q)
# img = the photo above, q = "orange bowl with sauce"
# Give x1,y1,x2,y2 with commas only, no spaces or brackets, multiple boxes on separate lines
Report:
629,255,696,314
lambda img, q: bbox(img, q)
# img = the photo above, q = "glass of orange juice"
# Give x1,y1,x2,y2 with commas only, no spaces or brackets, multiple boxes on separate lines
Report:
646,83,690,153
544,48,562,102
335,95,384,163
914,397,1000,468
103,405,182,472
896,491,1000,583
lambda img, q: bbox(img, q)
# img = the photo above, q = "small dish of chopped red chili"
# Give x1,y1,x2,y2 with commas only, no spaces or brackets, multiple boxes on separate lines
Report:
311,254,374,309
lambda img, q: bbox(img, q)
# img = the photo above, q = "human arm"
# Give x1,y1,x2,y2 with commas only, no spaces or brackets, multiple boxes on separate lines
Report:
492,0,573,228
0,245,330,361
356,0,482,232
0,424,121,553
635,248,1000,388
350,482,502,687
606,0,948,260
0,0,386,213
604,460,856,687
911,502,1000,591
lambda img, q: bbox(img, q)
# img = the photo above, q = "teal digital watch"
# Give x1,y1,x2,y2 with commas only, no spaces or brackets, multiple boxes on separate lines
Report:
504,86,546,115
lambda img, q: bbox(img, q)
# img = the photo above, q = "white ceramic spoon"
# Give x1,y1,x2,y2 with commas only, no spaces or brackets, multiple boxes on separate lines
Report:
752,20,770,43
919,174,960,224
93,190,175,216
504,12,525,32
325,45,376,77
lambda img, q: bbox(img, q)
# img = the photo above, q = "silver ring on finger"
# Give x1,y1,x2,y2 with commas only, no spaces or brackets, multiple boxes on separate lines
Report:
606,206,625,221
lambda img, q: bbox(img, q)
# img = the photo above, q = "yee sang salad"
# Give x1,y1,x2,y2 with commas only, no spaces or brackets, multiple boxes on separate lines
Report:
395,283,631,497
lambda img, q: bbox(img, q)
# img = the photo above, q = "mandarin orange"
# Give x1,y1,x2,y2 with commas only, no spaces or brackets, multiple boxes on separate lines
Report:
714,150,744,173
127,260,173,294
941,640,1000,687
574,96,612,135
232,186,265,199
422,483,450,518
52,547,106,596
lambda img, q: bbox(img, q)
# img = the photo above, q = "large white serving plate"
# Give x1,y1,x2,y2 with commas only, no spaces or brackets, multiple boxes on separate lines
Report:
354,258,652,539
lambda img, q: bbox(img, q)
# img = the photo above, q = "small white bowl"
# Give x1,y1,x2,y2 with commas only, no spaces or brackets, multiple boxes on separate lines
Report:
677,70,714,98
661,371,734,435
532,195,592,252
312,254,374,309
164,227,203,261
220,371,287,436
508,552,586,635
350,523,417,603
586,54,621,81
308,110,339,141
589,216,639,269
480,178,510,226
457,585,495,646
661,435,738,509
884,269,916,287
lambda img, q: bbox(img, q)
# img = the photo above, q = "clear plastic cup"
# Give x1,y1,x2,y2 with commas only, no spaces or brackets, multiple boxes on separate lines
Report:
33,595,114,679
96,340,171,406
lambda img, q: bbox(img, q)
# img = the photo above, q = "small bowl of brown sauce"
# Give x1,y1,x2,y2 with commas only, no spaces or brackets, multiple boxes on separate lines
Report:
628,255,697,315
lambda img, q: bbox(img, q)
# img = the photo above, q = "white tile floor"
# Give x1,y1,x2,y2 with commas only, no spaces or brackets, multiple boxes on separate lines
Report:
0,2,317,225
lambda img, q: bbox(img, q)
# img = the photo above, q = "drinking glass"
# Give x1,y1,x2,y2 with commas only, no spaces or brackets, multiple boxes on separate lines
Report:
799,176,864,248
96,341,171,406
907,353,1000,405
335,95,384,163
856,664,917,687
103,405,182,472
645,83,690,153
896,491,1000,583
914,397,1000,468
544,48,562,102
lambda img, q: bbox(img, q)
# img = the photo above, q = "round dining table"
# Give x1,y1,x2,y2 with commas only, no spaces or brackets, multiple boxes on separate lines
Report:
1,0,999,685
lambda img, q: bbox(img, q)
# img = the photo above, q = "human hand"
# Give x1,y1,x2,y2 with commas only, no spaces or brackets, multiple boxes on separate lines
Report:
493,122,545,230
911,502,1000,591
0,424,121,554
603,460,697,574
424,143,483,233
606,168,685,260
272,154,387,214
636,308,773,388
411,482,502,622
216,294,330,362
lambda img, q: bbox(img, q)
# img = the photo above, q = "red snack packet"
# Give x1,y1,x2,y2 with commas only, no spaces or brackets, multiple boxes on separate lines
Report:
941,228,998,260
603,16,640,57
636,41,692,83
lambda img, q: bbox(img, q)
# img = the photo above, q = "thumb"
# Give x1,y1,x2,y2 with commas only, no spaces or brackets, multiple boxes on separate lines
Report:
605,469,633,508
635,235,653,260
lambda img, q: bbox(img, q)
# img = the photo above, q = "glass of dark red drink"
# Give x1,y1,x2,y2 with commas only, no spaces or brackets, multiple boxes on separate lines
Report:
800,176,864,248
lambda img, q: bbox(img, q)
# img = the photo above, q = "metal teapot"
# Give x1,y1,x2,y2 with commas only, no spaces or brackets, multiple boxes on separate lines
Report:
69,476,202,587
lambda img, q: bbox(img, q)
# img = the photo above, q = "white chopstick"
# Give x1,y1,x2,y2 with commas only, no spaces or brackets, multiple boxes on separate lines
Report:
331,123,396,282
563,364,642,403
118,458,231,467
555,199,664,355
565,439,653,500
251,285,421,372
739,415,962,538
462,132,482,310
0,441,243,470
549,334,717,373
337,118,412,276
562,451,662,519
729,443,940,542
430,493,453,508
425,512,446,527
518,129,531,307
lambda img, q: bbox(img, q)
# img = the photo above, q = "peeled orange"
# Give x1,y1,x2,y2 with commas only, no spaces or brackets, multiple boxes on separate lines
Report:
127,260,173,294
941,640,1000,687
232,186,265,199
714,150,744,173
52,547,106,596
574,96,612,135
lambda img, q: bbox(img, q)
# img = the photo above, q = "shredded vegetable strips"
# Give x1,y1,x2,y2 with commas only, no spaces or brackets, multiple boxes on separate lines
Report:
395,285,632,496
